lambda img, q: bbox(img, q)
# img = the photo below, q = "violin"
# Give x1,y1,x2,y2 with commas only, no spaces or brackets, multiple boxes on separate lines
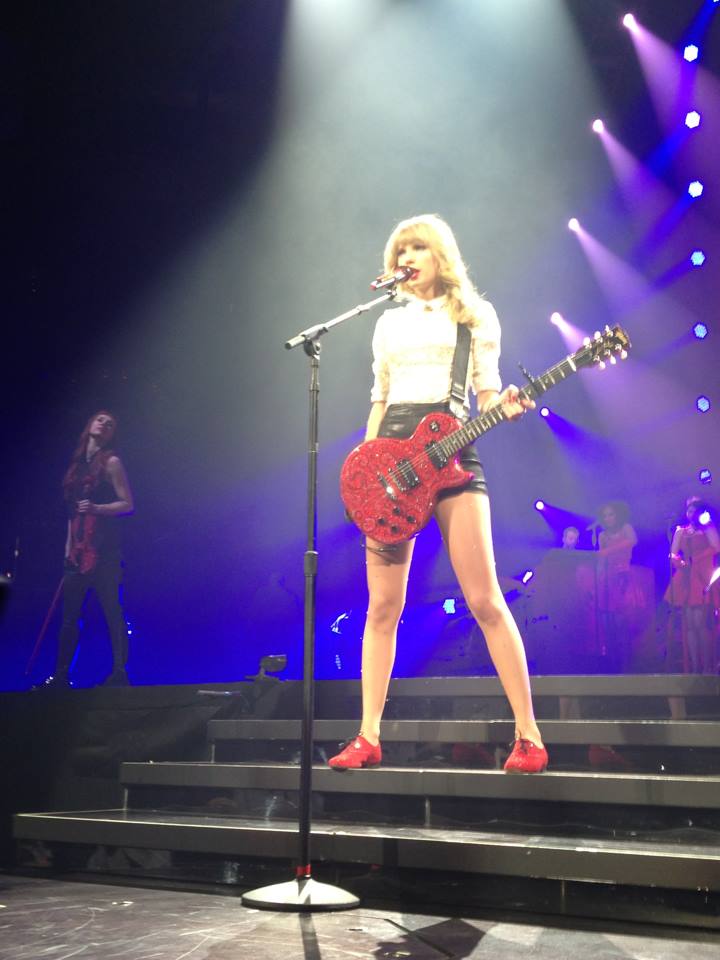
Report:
67,478,99,574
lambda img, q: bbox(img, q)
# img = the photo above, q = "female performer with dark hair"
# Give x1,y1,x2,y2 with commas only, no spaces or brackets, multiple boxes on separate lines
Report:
329,214,547,774
45,411,134,687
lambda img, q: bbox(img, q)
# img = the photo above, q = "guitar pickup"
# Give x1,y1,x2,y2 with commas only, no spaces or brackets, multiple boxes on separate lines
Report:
426,442,448,470
394,459,420,491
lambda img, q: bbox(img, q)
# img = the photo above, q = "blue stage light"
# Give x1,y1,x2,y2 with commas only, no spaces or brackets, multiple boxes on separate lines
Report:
540,406,550,418
443,598,456,615
693,322,708,339
521,569,535,585
688,180,704,198
699,468,712,484
685,110,702,128
684,45,699,62
698,509,712,527
696,395,711,413
534,500,546,511
691,250,706,267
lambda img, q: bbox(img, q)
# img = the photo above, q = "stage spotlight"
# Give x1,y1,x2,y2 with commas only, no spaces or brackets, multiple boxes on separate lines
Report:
691,250,706,267
592,119,605,134
688,180,704,198
622,13,638,31
683,45,699,62
699,468,712,484
550,311,563,326
521,569,535,585
693,322,708,339
568,218,580,232
442,598,456,615
698,509,712,527
534,500,546,511
540,406,550,418
685,110,702,128
696,395,711,413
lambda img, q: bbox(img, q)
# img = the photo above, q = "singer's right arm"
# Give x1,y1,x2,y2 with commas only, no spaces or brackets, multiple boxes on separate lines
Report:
365,402,387,441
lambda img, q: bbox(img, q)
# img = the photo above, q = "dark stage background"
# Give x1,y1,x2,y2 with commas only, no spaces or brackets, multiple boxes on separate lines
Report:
1,0,718,688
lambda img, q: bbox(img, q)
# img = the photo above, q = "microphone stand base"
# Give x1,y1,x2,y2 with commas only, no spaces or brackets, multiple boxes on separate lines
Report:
241,876,359,912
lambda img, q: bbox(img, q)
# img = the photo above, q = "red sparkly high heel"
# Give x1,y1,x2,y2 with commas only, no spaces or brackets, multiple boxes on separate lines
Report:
504,738,548,774
328,734,382,770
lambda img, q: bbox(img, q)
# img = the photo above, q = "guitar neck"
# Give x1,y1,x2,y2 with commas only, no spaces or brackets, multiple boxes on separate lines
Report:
446,353,579,454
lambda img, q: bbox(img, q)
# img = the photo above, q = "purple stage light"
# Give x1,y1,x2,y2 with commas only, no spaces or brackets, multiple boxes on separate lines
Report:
691,250,706,267
688,180,704,198
622,13,638,32
534,500,546,511
693,322,708,339
683,45,699,63
540,406,550,418
696,395,711,413
592,119,605,134
699,468,712,484
568,218,580,232
685,110,702,128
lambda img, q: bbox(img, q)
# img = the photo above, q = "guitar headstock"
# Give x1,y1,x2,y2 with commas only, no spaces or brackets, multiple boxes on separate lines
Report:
575,324,631,370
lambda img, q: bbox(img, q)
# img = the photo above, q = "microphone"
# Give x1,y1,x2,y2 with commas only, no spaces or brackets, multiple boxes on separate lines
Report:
370,265,416,290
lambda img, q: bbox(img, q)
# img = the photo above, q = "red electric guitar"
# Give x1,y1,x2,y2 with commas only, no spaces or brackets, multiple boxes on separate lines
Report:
340,324,631,545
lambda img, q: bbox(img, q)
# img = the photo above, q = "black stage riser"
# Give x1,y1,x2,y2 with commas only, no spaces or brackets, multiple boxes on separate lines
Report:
13,812,720,893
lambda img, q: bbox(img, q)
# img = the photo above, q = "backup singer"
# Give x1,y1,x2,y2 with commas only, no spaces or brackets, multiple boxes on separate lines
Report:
665,496,720,673
329,214,547,773
44,411,134,687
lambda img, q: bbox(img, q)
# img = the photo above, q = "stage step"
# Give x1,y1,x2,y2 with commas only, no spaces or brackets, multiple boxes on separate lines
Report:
120,760,720,809
208,718,720,748
13,809,720,892
320,674,720,699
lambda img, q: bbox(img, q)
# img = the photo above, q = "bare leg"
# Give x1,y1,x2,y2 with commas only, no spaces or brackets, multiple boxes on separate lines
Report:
359,537,415,744
435,491,543,746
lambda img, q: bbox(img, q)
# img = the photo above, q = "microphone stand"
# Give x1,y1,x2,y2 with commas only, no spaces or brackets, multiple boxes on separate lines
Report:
242,287,399,911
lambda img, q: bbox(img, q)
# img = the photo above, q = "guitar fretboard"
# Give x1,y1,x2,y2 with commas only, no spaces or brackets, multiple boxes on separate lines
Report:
439,354,578,457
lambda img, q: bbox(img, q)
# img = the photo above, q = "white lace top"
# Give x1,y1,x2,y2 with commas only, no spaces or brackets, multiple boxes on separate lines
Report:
370,295,502,407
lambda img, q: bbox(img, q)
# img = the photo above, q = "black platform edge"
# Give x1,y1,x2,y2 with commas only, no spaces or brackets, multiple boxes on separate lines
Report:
207,718,720,748
13,810,720,892
119,762,720,809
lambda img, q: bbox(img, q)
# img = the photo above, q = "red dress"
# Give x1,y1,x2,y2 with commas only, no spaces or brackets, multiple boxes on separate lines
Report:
664,525,719,607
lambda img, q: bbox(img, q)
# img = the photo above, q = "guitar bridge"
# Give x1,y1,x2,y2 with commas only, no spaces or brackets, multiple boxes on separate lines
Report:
377,472,398,501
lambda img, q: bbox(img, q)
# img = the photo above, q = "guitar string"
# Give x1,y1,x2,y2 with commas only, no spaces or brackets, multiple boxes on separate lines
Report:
381,332,626,490
385,355,576,490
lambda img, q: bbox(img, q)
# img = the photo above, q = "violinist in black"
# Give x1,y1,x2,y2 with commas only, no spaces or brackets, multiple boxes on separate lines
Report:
45,411,134,687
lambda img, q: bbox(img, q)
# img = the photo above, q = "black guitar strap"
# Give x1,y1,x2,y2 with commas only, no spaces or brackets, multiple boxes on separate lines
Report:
448,322,471,420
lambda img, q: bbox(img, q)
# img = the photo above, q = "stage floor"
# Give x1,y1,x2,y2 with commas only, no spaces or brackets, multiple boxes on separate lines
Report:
2,873,720,960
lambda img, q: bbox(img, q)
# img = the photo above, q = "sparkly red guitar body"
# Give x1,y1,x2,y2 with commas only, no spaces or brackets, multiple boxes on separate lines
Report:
340,412,472,544
340,325,631,545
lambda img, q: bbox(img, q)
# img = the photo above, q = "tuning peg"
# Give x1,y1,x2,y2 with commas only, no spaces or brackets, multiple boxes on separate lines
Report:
598,360,606,370
620,349,628,360
610,355,617,364
593,330,601,339
583,336,591,346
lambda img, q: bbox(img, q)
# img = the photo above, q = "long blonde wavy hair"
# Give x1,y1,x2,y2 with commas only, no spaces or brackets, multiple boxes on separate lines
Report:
383,214,485,328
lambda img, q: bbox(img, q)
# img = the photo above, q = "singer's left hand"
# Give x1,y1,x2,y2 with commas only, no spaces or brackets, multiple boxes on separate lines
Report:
499,384,535,421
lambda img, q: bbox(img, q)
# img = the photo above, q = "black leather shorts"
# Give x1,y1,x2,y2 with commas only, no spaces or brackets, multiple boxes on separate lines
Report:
377,402,488,497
